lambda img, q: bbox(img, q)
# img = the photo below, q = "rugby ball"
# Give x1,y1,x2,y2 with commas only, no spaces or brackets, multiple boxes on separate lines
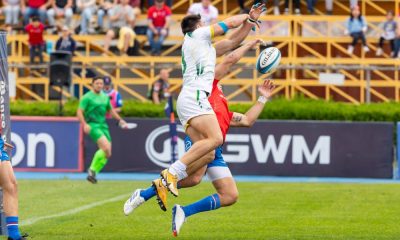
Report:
256,47,281,74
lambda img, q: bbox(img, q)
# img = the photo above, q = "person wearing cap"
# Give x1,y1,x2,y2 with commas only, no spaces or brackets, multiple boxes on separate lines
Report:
147,0,171,55
103,76,123,118
55,26,76,54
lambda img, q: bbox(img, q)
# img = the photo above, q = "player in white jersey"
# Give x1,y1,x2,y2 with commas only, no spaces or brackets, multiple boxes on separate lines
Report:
160,4,265,198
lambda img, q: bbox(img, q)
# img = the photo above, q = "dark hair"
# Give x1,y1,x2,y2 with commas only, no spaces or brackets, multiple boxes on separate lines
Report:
92,76,104,84
181,14,201,34
32,16,40,22
349,6,362,22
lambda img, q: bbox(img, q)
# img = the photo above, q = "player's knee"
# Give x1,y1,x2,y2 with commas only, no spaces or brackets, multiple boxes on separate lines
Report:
222,190,239,206
191,175,203,186
3,178,18,196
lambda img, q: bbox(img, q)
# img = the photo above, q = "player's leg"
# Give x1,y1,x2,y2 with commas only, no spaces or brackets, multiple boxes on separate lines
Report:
163,114,223,197
87,126,111,183
0,140,24,240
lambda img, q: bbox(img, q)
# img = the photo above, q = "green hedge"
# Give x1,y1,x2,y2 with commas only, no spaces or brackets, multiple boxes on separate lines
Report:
9,98,400,122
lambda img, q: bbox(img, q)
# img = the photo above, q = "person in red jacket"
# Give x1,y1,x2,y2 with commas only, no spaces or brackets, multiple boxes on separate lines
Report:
146,0,171,55
25,16,45,64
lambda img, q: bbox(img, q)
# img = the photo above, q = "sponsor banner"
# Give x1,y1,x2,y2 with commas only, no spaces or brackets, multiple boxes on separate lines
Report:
84,119,393,178
11,117,83,172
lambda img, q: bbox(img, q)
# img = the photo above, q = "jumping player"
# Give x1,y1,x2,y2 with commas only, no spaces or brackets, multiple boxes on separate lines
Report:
77,77,127,183
160,3,266,199
124,39,274,237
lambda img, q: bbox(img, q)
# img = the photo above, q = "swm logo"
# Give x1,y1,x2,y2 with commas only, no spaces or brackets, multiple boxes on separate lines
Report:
145,125,185,168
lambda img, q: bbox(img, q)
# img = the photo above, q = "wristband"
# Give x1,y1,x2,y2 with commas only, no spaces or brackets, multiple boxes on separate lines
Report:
258,96,268,104
247,17,257,23
217,22,229,34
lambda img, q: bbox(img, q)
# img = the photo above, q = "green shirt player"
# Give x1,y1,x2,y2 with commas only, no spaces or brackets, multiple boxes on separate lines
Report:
77,77,127,183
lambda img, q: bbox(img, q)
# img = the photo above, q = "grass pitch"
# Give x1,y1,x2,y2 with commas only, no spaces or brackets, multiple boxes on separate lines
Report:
11,179,400,240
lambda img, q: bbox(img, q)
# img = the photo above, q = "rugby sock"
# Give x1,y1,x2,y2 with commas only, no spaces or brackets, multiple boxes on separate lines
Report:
182,193,221,218
168,160,188,181
6,216,21,240
140,186,156,201
90,149,107,174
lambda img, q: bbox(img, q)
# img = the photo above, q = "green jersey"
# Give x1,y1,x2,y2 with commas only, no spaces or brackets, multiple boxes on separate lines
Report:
79,91,112,125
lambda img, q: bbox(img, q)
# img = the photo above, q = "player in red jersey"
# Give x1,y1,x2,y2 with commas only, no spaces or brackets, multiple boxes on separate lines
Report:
124,39,275,237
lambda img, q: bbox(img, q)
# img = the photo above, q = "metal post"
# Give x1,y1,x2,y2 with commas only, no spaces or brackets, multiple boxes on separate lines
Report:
365,68,371,104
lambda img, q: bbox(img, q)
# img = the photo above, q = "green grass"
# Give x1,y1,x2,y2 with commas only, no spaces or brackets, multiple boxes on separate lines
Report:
11,180,400,240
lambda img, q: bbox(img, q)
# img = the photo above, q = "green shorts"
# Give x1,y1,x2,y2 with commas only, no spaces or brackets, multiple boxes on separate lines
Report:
89,124,111,143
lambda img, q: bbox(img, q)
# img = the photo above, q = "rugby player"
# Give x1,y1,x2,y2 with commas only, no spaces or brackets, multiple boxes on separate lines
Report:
124,39,274,237
161,3,266,198
77,77,127,183
0,138,27,240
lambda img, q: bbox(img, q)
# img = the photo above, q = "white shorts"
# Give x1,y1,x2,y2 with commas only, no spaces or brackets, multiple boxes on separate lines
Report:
206,167,233,182
177,87,214,130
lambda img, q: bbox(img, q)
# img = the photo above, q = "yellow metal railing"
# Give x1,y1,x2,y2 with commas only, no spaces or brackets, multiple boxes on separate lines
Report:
6,14,400,103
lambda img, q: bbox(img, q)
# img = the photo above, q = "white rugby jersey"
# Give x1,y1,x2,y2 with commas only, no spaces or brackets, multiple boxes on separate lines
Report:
181,26,216,94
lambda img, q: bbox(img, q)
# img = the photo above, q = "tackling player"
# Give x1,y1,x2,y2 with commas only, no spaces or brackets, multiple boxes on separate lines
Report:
161,3,266,199
124,39,274,237
77,77,127,183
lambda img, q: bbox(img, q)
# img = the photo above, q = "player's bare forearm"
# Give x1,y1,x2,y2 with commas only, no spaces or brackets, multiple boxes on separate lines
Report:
213,14,248,37
230,101,264,128
76,109,87,126
215,40,260,80
110,108,122,122
152,93,160,104
215,20,255,57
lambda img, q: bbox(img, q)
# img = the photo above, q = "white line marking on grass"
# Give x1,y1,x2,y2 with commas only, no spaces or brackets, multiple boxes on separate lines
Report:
21,193,129,226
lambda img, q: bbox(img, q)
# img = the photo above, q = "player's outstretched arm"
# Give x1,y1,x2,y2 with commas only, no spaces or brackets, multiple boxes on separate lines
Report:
215,39,264,80
215,3,266,57
212,14,249,37
230,79,275,127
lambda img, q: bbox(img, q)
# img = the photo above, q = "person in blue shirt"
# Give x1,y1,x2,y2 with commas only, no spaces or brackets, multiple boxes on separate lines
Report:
55,26,76,55
345,5,369,54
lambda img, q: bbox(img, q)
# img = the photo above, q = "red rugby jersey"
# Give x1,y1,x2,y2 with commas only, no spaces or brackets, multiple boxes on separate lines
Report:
208,79,233,142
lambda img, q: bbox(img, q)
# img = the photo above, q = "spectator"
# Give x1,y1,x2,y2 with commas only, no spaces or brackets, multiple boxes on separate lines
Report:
22,0,49,25
346,5,369,54
376,10,396,57
284,0,300,15
25,16,45,64
306,0,316,14
273,0,280,15
117,26,136,55
147,0,171,55
129,0,141,16
55,26,76,54
47,0,73,30
1,0,21,31
96,0,117,33
76,0,96,34
103,0,136,54
394,15,400,58
148,0,172,7
149,68,169,104
187,0,218,26
103,76,123,118
325,0,358,15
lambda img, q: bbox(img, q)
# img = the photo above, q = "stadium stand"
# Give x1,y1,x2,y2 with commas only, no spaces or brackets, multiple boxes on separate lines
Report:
1,0,400,104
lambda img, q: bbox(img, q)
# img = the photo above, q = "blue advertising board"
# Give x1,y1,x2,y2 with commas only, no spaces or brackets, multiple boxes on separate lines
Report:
11,117,83,172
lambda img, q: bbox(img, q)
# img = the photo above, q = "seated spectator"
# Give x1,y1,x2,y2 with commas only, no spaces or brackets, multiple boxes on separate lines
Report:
2,0,21,31
147,0,171,56
25,16,45,64
149,68,170,104
148,0,172,7
22,0,49,25
55,26,76,54
306,0,316,14
187,0,218,26
76,0,96,34
47,0,73,30
103,76,123,118
325,0,357,15
376,10,396,57
103,0,136,54
395,16,400,58
96,0,117,33
273,0,279,15
117,26,136,55
284,0,300,15
346,5,369,54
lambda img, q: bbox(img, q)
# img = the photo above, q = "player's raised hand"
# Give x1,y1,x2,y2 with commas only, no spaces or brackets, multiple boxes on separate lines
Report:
258,79,275,99
249,2,266,21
